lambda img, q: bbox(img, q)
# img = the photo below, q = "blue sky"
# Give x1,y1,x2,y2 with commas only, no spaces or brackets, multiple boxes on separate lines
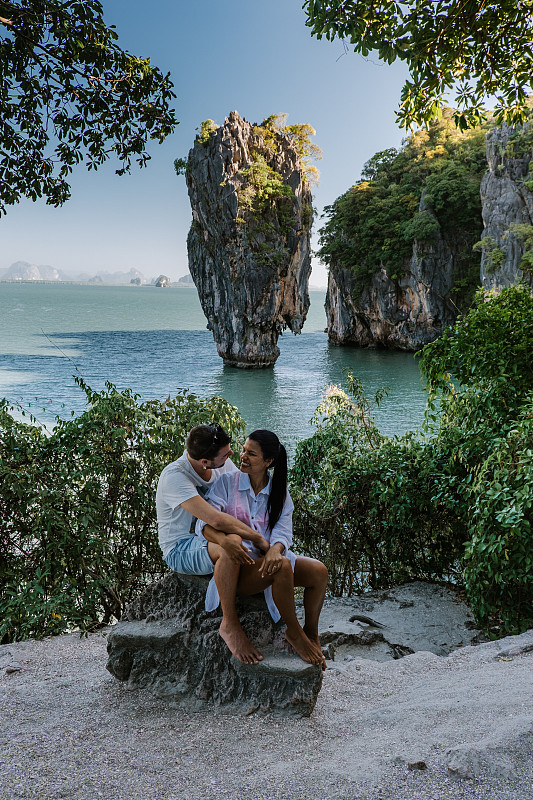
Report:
1,0,409,284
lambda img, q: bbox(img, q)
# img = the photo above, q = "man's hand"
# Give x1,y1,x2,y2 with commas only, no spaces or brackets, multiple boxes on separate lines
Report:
222,537,255,566
259,544,284,578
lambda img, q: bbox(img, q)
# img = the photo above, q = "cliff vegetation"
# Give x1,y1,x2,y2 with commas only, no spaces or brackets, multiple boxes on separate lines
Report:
319,110,490,306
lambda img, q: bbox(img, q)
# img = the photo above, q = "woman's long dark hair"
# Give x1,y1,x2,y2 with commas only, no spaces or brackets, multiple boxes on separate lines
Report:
247,429,287,531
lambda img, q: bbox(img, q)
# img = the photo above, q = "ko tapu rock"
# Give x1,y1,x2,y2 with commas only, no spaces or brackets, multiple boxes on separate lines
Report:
185,111,314,368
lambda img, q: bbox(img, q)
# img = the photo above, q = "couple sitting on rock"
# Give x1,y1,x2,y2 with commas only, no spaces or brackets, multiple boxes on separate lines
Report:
156,423,327,668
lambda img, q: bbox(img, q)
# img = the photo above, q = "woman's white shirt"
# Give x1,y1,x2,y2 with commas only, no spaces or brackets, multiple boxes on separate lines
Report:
195,470,297,621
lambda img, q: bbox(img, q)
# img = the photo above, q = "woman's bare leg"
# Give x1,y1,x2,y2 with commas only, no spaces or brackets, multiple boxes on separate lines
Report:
237,558,326,668
208,538,263,665
294,556,329,646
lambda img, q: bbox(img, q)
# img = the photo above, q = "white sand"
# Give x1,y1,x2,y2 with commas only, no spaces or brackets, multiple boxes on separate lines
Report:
1,628,532,800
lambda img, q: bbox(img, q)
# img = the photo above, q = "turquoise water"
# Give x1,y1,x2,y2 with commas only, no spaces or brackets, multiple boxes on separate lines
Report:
0,282,428,449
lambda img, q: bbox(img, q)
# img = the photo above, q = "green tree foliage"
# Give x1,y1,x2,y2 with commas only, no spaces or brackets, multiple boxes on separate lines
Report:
419,285,533,632
253,113,322,185
292,286,533,633
0,380,245,643
0,0,177,213
508,223,533,274
237,154,295,236
233,114,320,267
473,236,505,274
304,0,533,130
318,112,489,300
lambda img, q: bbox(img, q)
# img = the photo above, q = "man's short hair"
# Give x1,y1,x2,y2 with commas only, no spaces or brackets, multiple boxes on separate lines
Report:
186,423,231,461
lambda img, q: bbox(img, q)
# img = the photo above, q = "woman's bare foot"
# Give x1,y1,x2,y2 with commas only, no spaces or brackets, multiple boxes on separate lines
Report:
219,620,263,664
303,625,322,649
285,625,327,669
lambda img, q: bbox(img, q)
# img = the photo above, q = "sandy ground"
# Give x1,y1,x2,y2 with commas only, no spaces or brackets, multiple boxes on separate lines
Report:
1,626,532,800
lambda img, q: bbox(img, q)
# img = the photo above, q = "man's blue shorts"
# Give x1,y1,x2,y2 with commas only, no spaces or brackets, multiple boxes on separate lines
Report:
165,536,214,576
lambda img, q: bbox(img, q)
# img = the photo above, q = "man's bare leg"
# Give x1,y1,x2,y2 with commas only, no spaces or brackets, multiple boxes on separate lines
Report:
208,538,263,665
294,556,329,647
237,559,326,668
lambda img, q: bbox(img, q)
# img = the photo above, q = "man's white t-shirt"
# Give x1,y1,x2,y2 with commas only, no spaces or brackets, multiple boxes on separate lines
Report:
156,451,237,559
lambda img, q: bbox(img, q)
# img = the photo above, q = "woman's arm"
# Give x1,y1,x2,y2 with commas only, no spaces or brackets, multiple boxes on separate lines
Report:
180,494,268,548
184,477,270,552
258,492,294,577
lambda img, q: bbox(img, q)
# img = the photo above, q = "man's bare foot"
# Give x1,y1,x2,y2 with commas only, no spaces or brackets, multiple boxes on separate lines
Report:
219,620,263,665
285,626,327,669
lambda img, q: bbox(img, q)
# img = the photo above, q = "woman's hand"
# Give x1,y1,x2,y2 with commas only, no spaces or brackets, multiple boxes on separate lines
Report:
259,543,284,578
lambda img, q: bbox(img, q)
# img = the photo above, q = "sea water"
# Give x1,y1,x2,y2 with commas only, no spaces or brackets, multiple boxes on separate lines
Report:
0,282,428,450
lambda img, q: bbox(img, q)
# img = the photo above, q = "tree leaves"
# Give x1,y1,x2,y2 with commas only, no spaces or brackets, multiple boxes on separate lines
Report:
0,0,177,213
303,0,533,130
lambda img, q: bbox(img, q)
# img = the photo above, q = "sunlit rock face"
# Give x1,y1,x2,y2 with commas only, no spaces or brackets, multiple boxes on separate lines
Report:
326,123,533,351
186,111,313,368
480,124,533,290
325,193,463,351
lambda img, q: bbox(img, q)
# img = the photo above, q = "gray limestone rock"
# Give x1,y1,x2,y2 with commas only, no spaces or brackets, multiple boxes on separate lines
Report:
106,573,323,717
480,123,533,290
325,193,468,350
185,111,313,368
314,581,485,663
446,716,533,779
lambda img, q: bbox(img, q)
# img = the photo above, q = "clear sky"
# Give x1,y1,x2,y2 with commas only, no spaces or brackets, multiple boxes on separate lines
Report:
1,0,410,285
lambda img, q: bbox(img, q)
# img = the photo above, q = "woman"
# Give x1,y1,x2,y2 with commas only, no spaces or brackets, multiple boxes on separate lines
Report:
197,429,328,668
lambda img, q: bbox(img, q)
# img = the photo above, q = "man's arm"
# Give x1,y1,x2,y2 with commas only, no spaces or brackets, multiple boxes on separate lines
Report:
202,524,255,565
181,495,269,552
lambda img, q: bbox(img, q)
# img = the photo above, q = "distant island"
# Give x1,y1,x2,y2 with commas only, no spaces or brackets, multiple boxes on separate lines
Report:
0,261,196,287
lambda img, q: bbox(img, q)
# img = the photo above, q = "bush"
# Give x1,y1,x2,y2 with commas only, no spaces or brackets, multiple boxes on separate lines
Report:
0,380,245,642
463,400,533,631
290,375,464,594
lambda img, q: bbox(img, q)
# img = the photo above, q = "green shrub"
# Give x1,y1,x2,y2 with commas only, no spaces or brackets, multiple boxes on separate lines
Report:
291,286,533,634
290,375,464,594
197,119,218,144
463,401,533,632
418,284,533,632
0,381,245,643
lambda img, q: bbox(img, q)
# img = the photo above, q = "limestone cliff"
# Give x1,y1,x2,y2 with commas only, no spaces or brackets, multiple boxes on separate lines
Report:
325,120,533,351
479,124,533,290
325,195,470,350
186,111,313,368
